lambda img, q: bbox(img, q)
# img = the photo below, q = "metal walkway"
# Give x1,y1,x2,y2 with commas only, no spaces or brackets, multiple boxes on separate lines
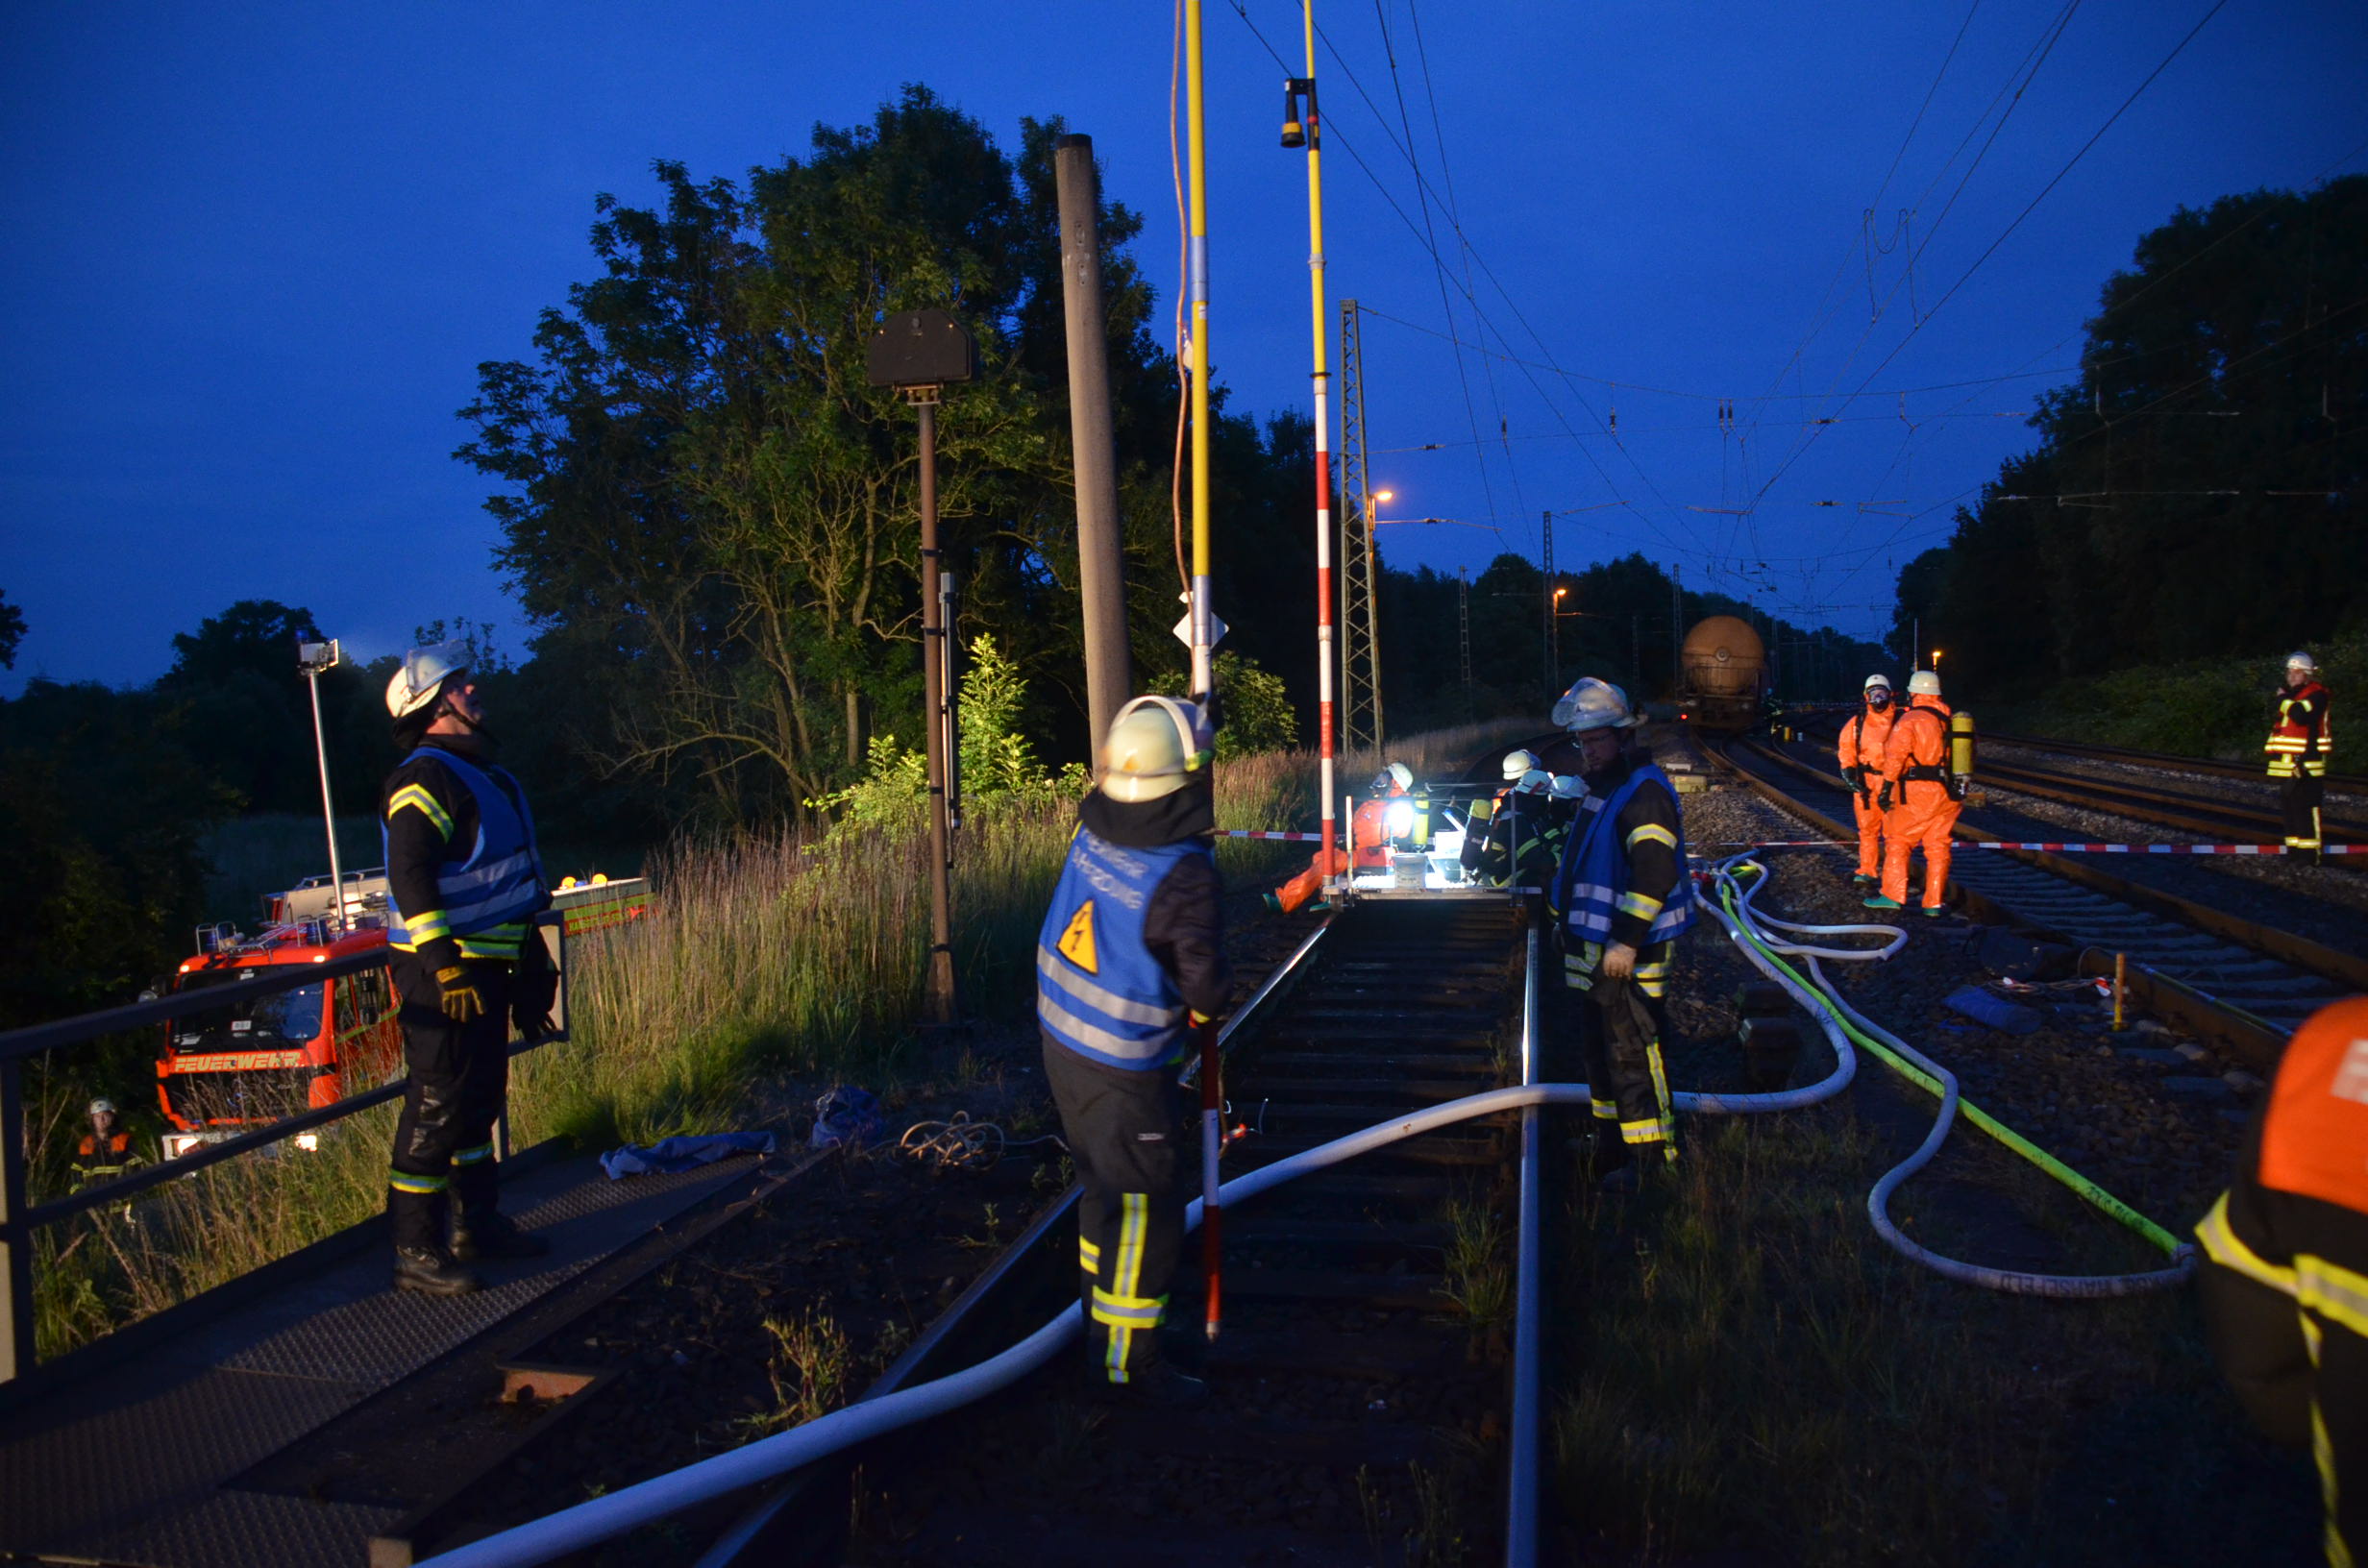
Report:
0,1149,763,1567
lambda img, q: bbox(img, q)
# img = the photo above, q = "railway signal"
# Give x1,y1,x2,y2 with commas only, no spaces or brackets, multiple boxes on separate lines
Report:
866,308,980,1026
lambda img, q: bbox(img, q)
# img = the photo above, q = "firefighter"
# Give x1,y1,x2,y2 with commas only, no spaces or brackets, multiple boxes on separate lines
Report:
2268,650,2332,867
1455,750,1537,881
1868,670,1957,918
2194,993,2368,1566
1266,761,1413,915
1549,677,1693,1190
1837,674,1898,889
380,643,558,1297
1463,765,1551,886
1039,695,1230,1404
70,1099,145,1193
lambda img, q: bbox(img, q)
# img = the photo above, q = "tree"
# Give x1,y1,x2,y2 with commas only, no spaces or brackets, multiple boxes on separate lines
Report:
462,90,1176,826
1903,177,2368,693
0,589,24,671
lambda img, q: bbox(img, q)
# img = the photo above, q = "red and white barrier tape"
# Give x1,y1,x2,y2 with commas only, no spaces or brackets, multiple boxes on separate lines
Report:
1700,839,2357,856
1215,829,1328,842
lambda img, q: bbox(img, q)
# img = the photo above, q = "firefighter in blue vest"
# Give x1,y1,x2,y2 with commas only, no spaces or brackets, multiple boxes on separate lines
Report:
380,643,557,1296
1037,696,1230,1405
1549,677,1694,1191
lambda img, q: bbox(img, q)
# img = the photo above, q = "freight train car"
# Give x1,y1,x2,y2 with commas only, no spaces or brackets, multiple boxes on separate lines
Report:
1677,615,1768,732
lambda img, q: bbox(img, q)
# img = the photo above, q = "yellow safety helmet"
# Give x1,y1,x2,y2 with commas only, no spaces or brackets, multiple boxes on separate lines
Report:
1100,695,1214,802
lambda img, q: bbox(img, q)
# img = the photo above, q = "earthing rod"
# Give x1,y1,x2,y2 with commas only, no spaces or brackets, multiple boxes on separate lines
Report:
1183,0,1215,698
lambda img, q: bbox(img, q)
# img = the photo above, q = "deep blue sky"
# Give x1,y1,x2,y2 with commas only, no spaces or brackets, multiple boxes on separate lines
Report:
5,0,2363,693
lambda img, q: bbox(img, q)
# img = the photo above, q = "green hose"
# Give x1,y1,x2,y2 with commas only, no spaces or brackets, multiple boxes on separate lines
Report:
1715,873,2185,1259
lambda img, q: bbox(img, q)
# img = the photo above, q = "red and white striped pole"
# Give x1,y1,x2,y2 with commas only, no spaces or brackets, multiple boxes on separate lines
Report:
1197,1015,1222,1340
1297,3,1338,895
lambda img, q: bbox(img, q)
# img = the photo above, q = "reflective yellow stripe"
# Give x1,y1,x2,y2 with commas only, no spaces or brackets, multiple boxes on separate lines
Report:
1617,1117,1666,1145
1625,822,1677,851
453,1142,494,1166
1639,975,1668,999
1089,1286,1165,1327
388,1170,447,1194
1645,1039,1675,1144
2296,1254,2368,1339
387,784,454,839
2316,1396,2354,1568
1616,891,1665,921
1591,1100,1620,1120
2194,1191,2297,1296
1078,1237,1100,1274
1104,1191,1150,1382
405,910,453,944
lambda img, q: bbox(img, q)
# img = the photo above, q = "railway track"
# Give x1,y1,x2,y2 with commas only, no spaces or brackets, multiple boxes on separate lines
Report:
700,897,1536,1568
1986,728,2366,793
1711,735,2365,1069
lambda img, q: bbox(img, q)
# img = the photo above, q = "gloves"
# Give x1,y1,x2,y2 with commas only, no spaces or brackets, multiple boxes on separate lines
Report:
435,966,486,1023
1876,782,1893,813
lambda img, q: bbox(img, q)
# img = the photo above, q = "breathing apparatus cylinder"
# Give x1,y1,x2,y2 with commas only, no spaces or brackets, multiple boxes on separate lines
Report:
1948,710,1977,797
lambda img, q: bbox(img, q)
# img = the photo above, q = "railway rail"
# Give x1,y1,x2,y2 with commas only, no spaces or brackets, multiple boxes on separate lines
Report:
697,897,1539,1568
1985,728,2365,793
1711,735,2365,1070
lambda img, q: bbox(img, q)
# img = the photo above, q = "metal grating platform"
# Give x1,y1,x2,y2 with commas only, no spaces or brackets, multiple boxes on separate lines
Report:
0,1150,760,1566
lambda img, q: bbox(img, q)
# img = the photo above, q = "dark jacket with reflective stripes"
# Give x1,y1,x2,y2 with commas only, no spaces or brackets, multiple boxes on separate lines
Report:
2267,679,2331,778
382,736,546,968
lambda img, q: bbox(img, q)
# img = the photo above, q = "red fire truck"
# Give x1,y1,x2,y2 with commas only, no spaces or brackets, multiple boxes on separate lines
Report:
156,870,648,1159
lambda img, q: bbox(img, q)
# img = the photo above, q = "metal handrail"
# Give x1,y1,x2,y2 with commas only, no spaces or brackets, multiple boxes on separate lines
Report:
1505,910,1544,1566
0,912,571,1383
0,949,389,1061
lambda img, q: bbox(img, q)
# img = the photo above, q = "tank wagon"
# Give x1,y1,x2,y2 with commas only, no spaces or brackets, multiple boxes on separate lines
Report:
1677,614,1768,732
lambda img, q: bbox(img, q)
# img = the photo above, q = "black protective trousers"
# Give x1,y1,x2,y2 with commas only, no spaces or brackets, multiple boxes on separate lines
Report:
387,951,514,1250
1574,940,1678,1164
2282,773,2326,863
1041,1038,1185,1384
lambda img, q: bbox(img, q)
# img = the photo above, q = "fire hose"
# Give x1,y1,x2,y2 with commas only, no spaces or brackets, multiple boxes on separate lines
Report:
423,854,2189,1568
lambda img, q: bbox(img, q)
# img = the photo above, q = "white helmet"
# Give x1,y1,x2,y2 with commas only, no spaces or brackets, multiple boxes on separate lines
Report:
385,641,471,722
1514,769,1551,795
1907,670,1942,698
1369,761,1414,796
88,1098,116,1117
1099,695,1213,803
1862,673,1892,692
1548,774,1587,799
2286,650,2317,674
1553,676,1641,734
1500,748,1540,781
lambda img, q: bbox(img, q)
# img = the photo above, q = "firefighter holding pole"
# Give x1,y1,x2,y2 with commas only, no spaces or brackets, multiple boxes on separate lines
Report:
380,644,557,1296
1036,697,1229,1404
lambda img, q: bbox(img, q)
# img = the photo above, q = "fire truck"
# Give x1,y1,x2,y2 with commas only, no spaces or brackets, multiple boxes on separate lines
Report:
157,870,649,1160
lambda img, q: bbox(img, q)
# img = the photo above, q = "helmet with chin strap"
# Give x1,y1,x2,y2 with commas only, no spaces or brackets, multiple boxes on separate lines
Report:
1907,670,1942,698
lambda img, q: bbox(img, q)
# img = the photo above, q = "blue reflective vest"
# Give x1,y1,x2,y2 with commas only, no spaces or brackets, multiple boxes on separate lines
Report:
384,747,548,958
1036,829,1206,1070
1554,763,1694,948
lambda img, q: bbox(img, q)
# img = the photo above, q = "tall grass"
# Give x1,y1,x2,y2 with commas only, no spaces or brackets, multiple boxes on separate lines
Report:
31,723,1521,1360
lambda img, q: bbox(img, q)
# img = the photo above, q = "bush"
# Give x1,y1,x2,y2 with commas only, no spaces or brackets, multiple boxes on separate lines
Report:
1991,634,2363,766
1149,650,1299,760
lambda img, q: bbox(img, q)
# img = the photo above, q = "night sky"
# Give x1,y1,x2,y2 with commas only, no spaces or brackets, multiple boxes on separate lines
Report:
4,0,2362,694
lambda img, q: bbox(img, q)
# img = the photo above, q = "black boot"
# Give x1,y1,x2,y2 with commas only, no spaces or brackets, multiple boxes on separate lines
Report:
394,1244,481,1296
388,1187,480,1295
452,1205,549,1262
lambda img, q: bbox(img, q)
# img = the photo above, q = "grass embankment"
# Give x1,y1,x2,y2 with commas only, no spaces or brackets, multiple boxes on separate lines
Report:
1989,634,2361,770
1547,1107,2315,1565
32,723,1518,1360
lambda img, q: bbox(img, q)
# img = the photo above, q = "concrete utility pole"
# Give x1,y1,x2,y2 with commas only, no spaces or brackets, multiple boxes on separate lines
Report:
1053,135,1131,755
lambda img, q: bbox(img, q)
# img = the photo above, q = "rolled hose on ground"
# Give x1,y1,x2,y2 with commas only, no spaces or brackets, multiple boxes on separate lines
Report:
1703,848,2193,1296
423,858,2187,1568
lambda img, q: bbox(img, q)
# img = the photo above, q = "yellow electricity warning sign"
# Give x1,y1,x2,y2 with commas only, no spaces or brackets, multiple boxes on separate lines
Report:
1056,901,1098,972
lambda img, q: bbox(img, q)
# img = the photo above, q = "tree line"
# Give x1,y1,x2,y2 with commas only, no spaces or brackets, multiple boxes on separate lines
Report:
1891,177,2368,694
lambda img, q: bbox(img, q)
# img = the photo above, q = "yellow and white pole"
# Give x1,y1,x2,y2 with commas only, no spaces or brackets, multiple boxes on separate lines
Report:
1183,0,1222,1344
1185,0,1216,697
1297,3,1338,892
